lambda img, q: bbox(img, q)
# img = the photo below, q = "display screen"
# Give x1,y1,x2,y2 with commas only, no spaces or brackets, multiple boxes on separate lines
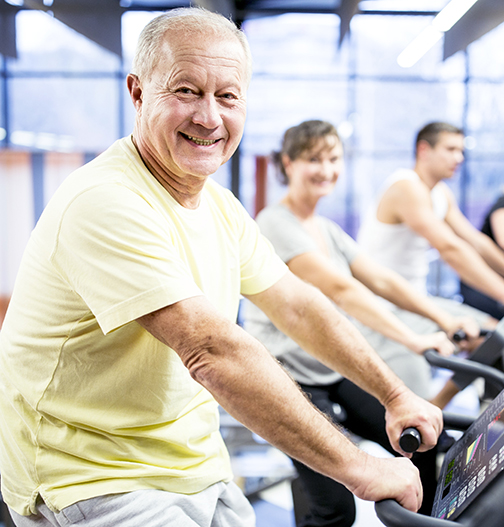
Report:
487,409,504,452
466,434,482,464
444,459,455,487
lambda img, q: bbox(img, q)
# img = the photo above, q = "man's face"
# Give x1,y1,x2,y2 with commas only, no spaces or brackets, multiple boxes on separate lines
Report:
133,29,248,183
424,131,465,180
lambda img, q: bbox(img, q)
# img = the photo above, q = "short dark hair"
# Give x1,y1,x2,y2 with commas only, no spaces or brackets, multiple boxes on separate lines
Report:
415,122,464,154
272,120,341,185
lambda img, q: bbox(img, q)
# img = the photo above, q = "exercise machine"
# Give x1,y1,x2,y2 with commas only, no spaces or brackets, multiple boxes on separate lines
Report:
376,324,504,526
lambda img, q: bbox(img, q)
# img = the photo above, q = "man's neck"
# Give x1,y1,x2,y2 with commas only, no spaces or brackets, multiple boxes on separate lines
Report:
131,135,204,210
413,163,440,190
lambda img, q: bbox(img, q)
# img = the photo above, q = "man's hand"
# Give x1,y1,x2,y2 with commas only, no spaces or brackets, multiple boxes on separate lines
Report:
446,316,482,351
347,454,423,512
408,331,454,357
383,385,443,457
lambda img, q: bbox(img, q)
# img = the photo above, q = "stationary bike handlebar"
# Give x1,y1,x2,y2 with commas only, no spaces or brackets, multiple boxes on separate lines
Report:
399,347,504,454
452,328,491,342
378,345,504,527
375,499,462,526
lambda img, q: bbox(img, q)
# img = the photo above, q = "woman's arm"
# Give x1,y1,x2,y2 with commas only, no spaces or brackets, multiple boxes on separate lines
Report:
350,252,480,339
287,251,454,355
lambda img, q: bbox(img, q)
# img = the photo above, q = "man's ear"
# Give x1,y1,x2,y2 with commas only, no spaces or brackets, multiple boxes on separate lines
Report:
416,139,431,159
127,74,143,110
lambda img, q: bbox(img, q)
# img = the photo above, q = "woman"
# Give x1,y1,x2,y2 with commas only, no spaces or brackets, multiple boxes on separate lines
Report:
461,190,504,319
243,120,484,526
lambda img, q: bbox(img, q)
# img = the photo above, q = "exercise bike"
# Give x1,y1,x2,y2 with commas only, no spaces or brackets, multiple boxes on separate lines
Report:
376,319,504,527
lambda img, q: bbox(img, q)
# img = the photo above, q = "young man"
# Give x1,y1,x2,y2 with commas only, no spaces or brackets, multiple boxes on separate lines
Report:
358,122,504,311
0,10,441,527
358,122,504,409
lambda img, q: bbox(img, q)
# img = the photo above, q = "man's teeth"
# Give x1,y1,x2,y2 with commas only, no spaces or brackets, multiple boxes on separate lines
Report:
185,134,217,146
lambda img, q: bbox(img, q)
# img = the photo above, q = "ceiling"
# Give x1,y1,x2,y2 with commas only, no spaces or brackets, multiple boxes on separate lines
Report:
1,0,504,62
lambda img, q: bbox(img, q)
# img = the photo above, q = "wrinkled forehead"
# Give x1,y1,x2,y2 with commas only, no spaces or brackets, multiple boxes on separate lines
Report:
157,26,249,81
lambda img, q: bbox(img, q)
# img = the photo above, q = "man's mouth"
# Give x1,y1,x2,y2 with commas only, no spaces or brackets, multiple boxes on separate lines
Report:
181,133,219,146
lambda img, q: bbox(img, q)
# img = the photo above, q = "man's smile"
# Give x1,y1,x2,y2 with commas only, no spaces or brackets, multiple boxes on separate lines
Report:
180,132,220,146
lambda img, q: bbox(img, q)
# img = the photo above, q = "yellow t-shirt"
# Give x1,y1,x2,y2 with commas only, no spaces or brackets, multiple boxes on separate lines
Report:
0,137,287,515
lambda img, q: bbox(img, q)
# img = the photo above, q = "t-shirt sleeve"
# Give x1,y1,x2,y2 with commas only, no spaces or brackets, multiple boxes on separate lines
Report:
51,184,203,334
325,219,362,264
255,206,318,264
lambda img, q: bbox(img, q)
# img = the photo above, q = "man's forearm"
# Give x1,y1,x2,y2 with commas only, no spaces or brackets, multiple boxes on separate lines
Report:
477,236,504,277
184,326,423,509
138,298,376,489
441,244,504,303
266,279,407,406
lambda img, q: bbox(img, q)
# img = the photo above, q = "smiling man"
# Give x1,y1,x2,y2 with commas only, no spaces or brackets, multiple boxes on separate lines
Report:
0,9,443,527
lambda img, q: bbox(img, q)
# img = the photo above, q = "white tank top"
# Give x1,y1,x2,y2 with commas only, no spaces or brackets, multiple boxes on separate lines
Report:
357,169,448,294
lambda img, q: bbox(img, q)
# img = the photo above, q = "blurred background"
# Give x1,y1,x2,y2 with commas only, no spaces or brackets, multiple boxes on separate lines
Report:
1,0,504,315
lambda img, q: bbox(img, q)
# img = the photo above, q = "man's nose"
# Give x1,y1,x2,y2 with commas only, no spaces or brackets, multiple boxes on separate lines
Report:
192,95,223,128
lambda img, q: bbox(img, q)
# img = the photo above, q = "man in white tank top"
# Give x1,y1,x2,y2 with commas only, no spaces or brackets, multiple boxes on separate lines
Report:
358,122,504,310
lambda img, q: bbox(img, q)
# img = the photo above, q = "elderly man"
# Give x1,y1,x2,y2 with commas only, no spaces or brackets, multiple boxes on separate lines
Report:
0,9,441,527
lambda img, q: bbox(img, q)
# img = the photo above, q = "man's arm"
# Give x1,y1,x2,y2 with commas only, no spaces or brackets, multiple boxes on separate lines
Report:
489,208,504,249
445,194,504,277
287,251,454,356
387,178,504,304
137,271,442,510
350,252,480,340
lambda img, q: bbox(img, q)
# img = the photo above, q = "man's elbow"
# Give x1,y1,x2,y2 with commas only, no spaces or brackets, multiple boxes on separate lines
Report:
438,241,469,267
177,339,219,385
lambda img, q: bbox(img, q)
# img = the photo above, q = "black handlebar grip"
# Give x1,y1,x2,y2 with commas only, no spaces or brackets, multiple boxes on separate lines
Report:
452,328,489,342
452,329,466,342
399,427,421,453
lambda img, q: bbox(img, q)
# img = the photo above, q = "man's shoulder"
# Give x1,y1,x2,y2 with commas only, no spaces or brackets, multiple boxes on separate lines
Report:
377,169,434,225
386,168,422,188
382,169,426,198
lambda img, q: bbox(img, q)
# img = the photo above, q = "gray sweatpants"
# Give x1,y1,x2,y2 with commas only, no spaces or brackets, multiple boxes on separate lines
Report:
9,482,255,527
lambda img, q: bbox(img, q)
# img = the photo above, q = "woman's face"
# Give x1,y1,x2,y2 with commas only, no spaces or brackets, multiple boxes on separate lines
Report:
284,137,344,201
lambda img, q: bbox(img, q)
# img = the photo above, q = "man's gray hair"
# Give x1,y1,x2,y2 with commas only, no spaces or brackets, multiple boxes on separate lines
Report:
131,7,252,85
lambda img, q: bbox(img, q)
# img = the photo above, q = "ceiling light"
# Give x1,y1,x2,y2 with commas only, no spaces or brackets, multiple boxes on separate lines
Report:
397,25,443,68
397,0,479,68
432,0,479,31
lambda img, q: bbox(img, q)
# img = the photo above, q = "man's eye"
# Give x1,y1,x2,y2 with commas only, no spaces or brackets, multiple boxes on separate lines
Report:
176,87,193,95
220,93,237,100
